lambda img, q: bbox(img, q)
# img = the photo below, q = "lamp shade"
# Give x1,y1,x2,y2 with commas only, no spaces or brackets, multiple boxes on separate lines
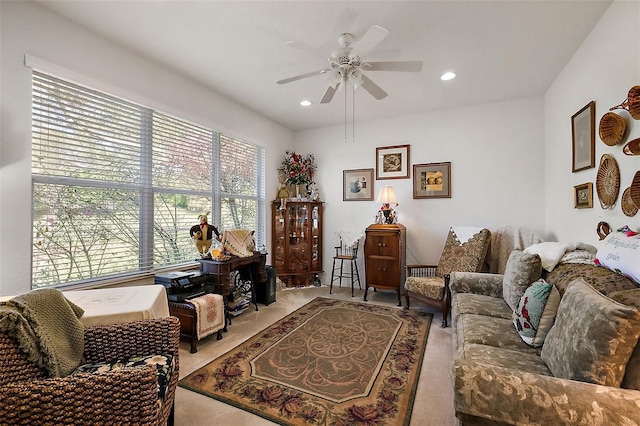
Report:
376,185,397,204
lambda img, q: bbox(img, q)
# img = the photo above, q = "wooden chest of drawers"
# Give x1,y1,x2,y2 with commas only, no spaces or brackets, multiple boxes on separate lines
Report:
363,224,406,306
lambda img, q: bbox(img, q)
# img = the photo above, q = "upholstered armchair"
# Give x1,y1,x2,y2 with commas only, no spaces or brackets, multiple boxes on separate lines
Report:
404,227,491,327
0,316,180,426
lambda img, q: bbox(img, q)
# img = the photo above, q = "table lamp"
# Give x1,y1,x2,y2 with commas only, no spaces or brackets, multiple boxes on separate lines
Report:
377,185,397,224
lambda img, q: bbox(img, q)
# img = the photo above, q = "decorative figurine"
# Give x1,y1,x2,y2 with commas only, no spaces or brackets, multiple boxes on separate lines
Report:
308,181,320,201
189,211,221,256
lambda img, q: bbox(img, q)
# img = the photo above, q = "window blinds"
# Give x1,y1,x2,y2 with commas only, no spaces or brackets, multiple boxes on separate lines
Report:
31,71,265,288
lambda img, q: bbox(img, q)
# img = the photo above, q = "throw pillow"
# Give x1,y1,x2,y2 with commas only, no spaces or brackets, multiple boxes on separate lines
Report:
73,354,174,399
435,227,491,277
512,279,560,347
502,250,543,311
540,278,640,387
609,288,640,390
594,226,640,284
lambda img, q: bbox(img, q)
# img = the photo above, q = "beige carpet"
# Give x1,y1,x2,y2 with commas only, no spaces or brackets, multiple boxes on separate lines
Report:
179,297,431,425
174,286,455,426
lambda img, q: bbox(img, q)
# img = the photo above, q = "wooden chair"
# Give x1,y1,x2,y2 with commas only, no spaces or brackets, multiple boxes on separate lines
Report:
404,227,491,327
330,237,361,297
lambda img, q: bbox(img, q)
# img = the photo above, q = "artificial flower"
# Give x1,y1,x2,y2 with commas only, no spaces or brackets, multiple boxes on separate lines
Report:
278,150,316,185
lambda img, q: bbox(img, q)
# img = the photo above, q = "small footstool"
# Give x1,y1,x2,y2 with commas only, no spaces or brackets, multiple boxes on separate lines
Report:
169,293,226,353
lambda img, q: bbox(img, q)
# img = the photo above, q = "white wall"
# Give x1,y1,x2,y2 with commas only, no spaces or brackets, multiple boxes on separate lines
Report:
295,96,546,279
2,1,636,295
544,0,640,245
0,1,293,296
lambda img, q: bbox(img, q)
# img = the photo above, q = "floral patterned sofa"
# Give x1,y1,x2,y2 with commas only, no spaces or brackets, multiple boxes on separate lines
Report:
449,249,640,425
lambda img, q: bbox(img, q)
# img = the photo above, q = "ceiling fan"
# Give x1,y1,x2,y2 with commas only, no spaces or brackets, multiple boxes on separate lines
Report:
277,25,423,104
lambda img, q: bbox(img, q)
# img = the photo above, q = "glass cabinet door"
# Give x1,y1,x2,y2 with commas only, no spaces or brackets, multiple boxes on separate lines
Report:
311,205,321,271
272,201,323,287
287,203,310,273
273,207,286,273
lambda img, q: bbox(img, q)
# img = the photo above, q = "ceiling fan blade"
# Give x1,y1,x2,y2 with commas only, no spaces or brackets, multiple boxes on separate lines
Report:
277,69,331,85
350,25,389,58
364,61,423,72
320,83,339,104
359,74,388,100
284,40,326,58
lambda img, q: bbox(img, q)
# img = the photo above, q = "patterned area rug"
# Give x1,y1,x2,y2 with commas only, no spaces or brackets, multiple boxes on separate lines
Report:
179,297,431,425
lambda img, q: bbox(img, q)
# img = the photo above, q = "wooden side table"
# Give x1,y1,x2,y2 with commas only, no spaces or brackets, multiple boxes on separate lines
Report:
363,224,406,306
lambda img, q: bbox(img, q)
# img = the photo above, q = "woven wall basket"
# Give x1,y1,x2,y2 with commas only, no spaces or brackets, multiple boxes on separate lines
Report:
622,187,638,217
610,86,640,120
630,171,640,210
599,112,626,146
595,154,620,209
623,138,640,156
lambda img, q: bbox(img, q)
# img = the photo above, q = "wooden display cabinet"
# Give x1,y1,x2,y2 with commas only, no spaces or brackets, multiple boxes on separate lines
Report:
271,201,323,287
364,223,406,306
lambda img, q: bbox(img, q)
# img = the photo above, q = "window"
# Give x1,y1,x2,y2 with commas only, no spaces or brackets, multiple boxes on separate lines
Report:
32,72,265,288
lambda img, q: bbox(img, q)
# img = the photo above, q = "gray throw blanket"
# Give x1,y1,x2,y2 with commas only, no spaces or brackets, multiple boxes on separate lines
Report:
0,288,85,377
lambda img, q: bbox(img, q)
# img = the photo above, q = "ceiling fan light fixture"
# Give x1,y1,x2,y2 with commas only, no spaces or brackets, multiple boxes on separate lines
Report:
349,69,364,88
328,69,343,89
441,71,456,81
300,100,312,106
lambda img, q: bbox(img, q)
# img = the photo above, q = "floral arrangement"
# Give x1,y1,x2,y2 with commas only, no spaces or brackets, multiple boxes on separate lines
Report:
279,150,316,185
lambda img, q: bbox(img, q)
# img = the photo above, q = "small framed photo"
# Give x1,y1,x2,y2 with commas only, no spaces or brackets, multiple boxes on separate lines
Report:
343,168,374,201
574,182,593,209
413,162,451,199
571,101,595,173
376,144,410,180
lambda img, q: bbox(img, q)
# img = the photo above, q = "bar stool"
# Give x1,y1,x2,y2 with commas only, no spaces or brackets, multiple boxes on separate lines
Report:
330,238,361,297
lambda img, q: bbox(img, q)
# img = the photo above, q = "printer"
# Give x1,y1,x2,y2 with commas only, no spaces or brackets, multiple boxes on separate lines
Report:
154,271,210,302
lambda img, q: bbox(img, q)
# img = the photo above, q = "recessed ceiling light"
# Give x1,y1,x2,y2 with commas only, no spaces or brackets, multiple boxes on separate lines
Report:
440,72,456,81
300,100,312,106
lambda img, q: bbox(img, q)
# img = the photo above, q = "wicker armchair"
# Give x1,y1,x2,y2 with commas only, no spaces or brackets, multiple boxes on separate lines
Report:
404,227,491,327
0,316,180,426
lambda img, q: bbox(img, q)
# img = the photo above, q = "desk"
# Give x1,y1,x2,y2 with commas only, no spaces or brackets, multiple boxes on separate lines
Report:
63,285,169,327
197,252,266,312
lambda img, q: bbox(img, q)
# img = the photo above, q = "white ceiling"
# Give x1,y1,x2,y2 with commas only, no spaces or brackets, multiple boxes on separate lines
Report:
37,0,612,132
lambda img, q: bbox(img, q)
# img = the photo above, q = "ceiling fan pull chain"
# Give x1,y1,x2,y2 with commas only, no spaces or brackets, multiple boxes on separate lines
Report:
352,84,355,143
344,85,347,143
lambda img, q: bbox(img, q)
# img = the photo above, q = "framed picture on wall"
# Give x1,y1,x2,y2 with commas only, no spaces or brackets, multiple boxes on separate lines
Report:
376,144,410,179
413,162,451,199
343,168,374,201
574,182,593,209
571,101,595,173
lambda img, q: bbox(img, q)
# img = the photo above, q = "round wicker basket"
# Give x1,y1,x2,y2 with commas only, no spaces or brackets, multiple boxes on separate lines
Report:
598,112,626,146
595,154,620,209
623,138,640,156
621,187,638,217
610,86,640,120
